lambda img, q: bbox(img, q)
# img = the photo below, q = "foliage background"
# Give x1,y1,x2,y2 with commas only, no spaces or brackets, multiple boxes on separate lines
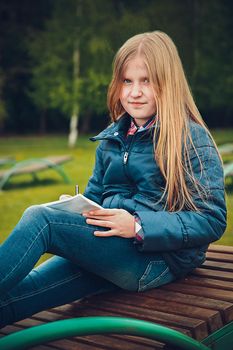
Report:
0,0,232,134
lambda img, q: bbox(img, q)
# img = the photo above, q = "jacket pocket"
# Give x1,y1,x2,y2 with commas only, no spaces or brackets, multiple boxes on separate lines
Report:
138,260,175,292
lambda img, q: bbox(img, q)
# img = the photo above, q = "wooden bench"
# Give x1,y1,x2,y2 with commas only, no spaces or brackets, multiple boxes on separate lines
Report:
0,155,72,190
0,244,232,349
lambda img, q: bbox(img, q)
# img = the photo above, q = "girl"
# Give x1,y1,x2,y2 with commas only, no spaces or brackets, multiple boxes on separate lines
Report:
0,31,226,327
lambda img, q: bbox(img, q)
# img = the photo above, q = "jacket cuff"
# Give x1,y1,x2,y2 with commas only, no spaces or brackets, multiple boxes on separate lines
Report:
134,214,144,242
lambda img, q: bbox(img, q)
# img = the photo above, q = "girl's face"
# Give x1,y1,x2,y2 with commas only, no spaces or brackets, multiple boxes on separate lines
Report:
120,56,156,126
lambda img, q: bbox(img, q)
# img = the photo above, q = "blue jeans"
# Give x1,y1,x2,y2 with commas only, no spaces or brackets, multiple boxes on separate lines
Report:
0,205,175,327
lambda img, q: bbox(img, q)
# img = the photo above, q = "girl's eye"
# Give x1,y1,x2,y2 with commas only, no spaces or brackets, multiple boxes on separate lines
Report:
123,79,131,84
122,78,149,84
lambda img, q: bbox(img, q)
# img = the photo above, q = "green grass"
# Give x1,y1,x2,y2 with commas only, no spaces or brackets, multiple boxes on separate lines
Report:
0,130,232,266
0,135,97,265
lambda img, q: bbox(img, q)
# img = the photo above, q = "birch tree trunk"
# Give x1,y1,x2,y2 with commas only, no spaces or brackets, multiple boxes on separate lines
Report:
68,46,80,148
68,0,82,148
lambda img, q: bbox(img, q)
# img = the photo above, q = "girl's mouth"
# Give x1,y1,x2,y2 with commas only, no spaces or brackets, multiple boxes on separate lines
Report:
129,102,146,105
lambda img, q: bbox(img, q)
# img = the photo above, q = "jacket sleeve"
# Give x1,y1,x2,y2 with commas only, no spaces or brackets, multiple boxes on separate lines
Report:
83,144,104,205
135,127,227,252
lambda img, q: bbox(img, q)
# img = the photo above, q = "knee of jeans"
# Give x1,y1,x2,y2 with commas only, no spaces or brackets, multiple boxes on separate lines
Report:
22,205,48,223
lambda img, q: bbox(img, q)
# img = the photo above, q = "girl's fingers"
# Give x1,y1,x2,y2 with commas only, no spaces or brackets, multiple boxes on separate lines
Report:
85,215,113,220
94,229,118,237
86,218,113,228
83,209,118,216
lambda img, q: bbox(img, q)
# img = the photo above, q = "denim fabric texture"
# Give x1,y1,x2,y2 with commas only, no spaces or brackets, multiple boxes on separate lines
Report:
0,205,175,327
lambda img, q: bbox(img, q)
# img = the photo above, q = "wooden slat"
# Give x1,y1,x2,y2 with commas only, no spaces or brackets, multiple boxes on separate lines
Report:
33,310,69,322
202,260,233,272
0,325,24,336
139,289,233,323
43,338,107,350
32,312,168,349
71,334,163,350
47,292,209,334
15,318,44,328
97,293,223,333
208,245,233,254
57,303,193,337
79,300,208,340
30,346,55,350
193,267,233,281
206,251,233,262
162,283,233,302
109,334,165,349
178,275,233,291
40,330,166,350
45,337,97,350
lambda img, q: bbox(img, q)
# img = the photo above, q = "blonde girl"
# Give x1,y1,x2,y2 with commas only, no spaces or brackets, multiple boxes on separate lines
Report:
0,31,226,327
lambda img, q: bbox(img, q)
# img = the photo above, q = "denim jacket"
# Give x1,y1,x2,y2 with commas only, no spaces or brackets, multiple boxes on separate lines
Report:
84,114,227,277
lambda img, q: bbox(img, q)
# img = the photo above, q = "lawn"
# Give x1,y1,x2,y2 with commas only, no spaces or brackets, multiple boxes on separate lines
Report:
0,130,232,266
0,134,96,265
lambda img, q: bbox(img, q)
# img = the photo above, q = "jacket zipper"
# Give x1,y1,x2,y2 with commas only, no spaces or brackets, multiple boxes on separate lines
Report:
123,133,137,165
92,132,135,166
123,152,129,164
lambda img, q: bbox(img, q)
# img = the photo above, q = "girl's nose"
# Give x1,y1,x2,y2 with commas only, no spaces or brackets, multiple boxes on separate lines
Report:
130,84,142,97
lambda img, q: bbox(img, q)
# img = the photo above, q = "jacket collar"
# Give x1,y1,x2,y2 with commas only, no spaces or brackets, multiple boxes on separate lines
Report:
90,114,131,141
91,113,159,142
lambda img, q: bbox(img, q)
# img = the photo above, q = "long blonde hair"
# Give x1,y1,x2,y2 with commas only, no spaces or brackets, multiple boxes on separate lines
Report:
107,31,219,212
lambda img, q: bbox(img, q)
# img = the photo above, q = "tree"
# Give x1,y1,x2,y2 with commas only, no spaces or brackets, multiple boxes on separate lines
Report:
0,0,53,133
28,0,114,144
27,0,153,142
1,0,232,133
190,0,233,126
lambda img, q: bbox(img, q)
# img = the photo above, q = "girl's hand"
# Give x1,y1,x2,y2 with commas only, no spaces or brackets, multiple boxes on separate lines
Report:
83,209,136,238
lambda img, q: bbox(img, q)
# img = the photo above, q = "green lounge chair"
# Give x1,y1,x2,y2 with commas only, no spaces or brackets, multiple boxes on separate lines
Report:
218,143,233,180
0,156,15,167
224,162,233,178
218,143,233,155
0,155,72,190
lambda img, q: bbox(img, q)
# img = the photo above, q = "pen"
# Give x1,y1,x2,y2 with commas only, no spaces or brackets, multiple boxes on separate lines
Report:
75,185,79,195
